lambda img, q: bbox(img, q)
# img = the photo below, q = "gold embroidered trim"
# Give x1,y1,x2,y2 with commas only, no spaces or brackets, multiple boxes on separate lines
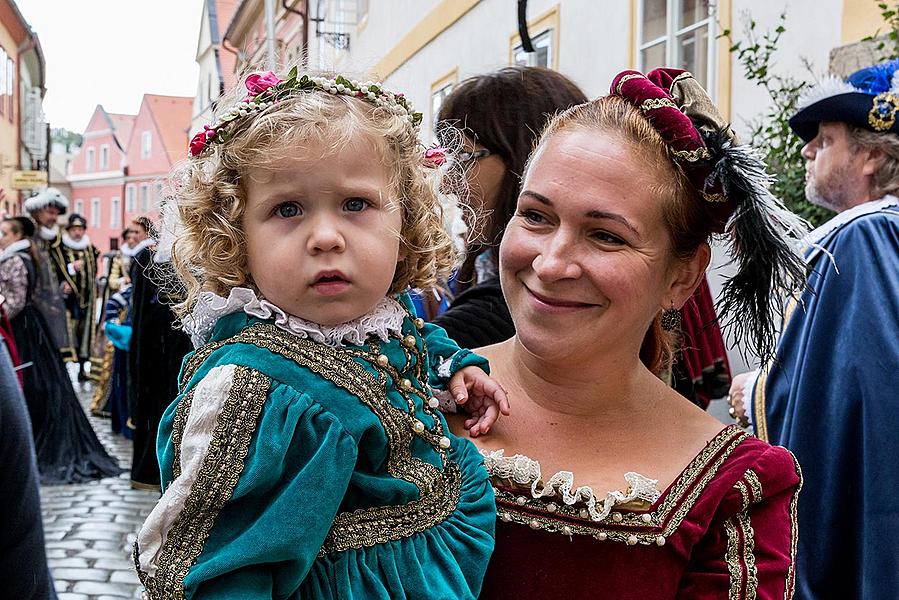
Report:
493,426,748,544
136,366,270,599
783,451,803,600
615,73,644,95
640,97,677,111
702,191,728,203
672,146,711,162
724,511,759,600
745,469,763,504
180,323,462,555
170,388,195,481
733,480,750,512
668,71,695,92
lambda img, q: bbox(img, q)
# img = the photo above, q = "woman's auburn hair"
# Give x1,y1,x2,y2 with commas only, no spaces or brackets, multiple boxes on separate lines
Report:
530,95,718,376
168,84,458,321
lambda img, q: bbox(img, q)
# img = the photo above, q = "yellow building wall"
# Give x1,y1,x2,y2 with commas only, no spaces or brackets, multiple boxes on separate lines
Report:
0,23,19,213
841,0,883,44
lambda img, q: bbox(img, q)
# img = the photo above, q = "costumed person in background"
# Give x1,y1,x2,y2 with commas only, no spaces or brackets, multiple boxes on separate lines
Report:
0,334,57,600
448,69,809,598
432,67,730,408
58,213,99,380
90,227,138,417
0,216,122,484
126,215,193,489
729,59,899,599
103,284,133,439
431,66,587,347
134,69,509,599
23,187,71,357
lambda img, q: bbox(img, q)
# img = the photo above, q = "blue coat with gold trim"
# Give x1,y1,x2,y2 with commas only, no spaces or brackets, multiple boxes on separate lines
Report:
752,205,899,599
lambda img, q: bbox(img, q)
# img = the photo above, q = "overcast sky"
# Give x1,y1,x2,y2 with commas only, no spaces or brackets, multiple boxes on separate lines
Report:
16,0,203,132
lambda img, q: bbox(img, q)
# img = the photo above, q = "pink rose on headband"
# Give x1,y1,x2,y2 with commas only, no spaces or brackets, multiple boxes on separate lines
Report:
245,71,282,98
188,125,216,157
424,146,446,167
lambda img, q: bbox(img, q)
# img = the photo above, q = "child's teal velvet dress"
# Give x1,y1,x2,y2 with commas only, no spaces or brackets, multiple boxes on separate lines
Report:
134,292,495,599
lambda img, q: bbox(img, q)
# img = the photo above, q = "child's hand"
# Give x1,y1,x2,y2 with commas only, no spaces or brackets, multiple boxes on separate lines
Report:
447,366,511,437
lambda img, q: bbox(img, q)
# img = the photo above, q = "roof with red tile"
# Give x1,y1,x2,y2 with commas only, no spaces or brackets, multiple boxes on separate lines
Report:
145,95,193,163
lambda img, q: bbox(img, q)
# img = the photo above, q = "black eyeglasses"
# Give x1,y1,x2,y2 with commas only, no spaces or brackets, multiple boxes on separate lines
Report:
458,148,492,164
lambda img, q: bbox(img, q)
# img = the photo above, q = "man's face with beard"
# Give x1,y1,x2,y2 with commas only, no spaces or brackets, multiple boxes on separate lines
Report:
802,122,868,213
33,206,61,229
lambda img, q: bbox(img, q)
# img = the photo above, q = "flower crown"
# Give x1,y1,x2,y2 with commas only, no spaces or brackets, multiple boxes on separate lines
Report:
189,67,424,157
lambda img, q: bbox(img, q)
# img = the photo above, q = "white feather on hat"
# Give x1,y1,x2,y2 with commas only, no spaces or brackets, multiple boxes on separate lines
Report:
23,187,70,214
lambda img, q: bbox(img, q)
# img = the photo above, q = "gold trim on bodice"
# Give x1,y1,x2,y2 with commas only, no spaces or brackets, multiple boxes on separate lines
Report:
491,426,748,546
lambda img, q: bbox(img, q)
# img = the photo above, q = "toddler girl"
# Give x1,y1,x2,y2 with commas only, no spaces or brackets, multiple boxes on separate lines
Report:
133,69,508,599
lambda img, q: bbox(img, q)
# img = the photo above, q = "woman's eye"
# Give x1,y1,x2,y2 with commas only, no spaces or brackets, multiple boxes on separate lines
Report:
275,203,301,218
519,209,546,225
344,198,369,212
592,231,625,245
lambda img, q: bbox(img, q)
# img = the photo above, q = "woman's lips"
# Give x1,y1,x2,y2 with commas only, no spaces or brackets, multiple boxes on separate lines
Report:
525,286,596,313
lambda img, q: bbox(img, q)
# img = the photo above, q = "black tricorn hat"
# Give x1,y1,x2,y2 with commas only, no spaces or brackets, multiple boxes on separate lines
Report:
789,59,899,143
66,213,88,230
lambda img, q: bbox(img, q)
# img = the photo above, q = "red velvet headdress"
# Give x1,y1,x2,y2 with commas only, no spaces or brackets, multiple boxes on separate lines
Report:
610,68,809,363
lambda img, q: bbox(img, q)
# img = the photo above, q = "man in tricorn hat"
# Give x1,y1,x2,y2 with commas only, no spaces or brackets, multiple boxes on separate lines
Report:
23,187,72,356
59,213,99,380
730,59,899,599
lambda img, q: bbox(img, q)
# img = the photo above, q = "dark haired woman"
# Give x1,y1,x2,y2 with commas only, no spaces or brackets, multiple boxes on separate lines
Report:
433,66,587,349
449,69,808,597
0,216,121,484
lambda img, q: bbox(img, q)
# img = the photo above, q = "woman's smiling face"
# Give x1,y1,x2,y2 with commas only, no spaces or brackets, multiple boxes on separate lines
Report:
500,129,688,363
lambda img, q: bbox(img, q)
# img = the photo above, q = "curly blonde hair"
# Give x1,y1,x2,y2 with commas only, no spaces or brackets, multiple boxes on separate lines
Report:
168,71,459,321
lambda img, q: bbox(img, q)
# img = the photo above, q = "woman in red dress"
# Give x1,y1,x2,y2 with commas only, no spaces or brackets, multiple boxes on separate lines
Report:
449,69,808,599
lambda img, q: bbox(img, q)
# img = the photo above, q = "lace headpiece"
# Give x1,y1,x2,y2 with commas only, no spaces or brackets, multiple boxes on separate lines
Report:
189,67,424,157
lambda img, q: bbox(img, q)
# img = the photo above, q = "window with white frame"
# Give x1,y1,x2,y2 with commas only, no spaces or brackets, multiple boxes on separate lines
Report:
100,144,109,170
75,199,84,215
140,184,149,212
513,29,553,68
86,147,95,172
110,197,120,228
141,131,152,159
638,0,714,91
155,183,164,209
91,198,101,227
126,184,136,213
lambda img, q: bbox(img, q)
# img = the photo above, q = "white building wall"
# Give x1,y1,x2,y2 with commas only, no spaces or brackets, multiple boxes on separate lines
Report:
192,1,218,133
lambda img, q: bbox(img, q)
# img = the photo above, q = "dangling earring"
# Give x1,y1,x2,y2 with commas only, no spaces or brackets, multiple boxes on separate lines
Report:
661,302,681,331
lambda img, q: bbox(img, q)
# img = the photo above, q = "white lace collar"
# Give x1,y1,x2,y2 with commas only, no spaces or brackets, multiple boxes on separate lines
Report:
804,195,899,263
481,449,663,523
62,233,91,250
184,286,407,349
39,225,59,241
128,238,155,257
0,239,31,263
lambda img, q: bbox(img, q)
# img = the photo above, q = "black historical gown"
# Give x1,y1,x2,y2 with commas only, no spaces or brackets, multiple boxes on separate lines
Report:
128,247,192,489
0,245,122,484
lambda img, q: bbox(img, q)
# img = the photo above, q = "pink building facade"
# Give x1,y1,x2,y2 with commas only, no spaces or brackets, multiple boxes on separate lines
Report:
67,106,132,253
124,94,192,229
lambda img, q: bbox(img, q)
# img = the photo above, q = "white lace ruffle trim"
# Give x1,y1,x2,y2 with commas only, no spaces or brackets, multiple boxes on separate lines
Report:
184,286,407,349
481,449,662,522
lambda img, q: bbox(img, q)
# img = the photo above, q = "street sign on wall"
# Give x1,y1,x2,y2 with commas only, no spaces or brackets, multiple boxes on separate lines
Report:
10,170,48,189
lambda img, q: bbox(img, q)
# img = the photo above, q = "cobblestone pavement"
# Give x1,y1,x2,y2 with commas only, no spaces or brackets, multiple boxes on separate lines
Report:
41,378,156,600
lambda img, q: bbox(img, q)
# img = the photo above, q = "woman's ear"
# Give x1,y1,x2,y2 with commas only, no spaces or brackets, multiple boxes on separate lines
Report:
666,243,711,309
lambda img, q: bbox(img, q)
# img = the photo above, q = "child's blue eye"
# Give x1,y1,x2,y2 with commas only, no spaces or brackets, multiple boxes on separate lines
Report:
344,198,369,212
276,203,301,218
